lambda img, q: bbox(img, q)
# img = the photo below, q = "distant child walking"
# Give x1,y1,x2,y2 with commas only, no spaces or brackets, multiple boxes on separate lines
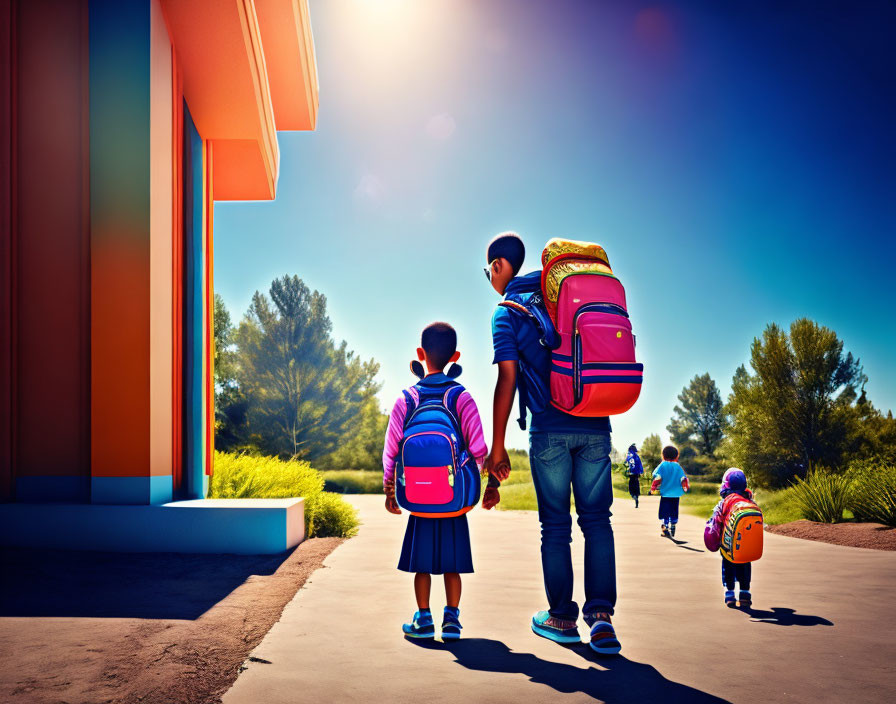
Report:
649,445,690,537
383,322,489,640
704,468,763,608
625,444,643,508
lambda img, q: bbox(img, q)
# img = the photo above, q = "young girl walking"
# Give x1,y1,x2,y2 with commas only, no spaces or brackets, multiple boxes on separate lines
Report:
383,322,489,640
704,468,762,608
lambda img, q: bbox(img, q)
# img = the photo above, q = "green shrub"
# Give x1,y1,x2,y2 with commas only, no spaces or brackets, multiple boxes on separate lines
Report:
211,452,324,499
307,491,360,538
846,459,896,527
790,470,849,523
211,452,359,538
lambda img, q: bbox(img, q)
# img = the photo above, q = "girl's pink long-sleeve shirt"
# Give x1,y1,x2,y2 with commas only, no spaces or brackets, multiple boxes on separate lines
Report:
382,385,488,487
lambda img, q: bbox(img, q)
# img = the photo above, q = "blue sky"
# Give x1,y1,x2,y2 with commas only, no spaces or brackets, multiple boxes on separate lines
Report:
215,0,896,452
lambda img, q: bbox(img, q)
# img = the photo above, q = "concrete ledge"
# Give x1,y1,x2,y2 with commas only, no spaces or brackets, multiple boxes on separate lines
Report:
0,498,304,554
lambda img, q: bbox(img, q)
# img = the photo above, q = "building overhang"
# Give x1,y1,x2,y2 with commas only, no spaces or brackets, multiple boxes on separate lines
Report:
161,0,318,201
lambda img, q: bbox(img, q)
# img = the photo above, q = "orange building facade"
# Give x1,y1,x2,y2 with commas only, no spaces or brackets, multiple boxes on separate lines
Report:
0,0,316,552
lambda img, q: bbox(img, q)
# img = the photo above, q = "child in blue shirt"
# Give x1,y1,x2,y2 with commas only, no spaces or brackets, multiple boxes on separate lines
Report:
649,445,690,537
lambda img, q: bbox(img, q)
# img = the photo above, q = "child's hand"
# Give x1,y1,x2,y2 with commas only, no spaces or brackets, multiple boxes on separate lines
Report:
384,479,401,514
385,494,402,514
485,447,511,482
482,486,500,510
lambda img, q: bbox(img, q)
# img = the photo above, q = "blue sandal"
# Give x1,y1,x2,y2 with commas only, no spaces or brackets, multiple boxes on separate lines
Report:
402,609,435,639
588,619,622,655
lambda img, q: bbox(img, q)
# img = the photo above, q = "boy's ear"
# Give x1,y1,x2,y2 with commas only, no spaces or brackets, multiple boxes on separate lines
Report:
416,347,426,361
449,350,460,363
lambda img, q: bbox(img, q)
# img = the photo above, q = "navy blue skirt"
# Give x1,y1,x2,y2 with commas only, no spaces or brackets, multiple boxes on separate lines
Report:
398,514,474,574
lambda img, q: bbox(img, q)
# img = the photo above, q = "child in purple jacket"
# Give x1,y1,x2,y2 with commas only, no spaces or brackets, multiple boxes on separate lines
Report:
382,323,489,640
704,468,754,608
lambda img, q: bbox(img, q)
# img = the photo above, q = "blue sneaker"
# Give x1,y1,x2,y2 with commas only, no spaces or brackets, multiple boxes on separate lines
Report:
724,590,737,607
402,609,435,639
441,606,462,641
531,611,581,644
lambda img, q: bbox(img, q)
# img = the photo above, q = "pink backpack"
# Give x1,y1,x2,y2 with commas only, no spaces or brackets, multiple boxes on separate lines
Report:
541,239,643,417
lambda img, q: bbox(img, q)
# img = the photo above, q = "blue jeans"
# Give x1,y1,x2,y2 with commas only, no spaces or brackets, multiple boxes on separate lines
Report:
529,432,616,621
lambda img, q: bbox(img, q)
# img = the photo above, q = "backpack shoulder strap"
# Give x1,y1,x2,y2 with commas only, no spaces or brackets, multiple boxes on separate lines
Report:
498,294,558,349
401,388,419,430
443,385,468,451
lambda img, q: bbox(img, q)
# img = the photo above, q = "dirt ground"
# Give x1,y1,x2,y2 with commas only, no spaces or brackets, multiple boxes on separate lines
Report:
766,520,896,551
0,537,342,704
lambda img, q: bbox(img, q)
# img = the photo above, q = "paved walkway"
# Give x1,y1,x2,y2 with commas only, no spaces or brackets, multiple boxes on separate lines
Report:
224,494,896,704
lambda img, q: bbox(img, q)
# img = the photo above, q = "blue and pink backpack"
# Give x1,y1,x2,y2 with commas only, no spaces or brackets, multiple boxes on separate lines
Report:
499,238,643,422
394,379,481,518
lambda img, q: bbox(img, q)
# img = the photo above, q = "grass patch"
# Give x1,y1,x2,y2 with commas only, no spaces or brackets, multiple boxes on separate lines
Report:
322,470,383,494
497,463,631,511
753,486,804,525
496,482,539,510
211,452,359,538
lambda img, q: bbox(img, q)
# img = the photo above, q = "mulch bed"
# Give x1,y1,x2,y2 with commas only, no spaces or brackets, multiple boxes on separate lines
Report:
0,537,343,704
766,520,896,551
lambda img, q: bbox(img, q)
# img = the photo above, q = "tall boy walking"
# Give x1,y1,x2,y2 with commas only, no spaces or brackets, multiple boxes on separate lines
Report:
484,232,620,655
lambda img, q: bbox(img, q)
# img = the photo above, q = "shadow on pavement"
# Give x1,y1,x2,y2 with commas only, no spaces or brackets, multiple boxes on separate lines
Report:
0,546,292,619
408,638,731,703
744,606,834,626
668,537,704,552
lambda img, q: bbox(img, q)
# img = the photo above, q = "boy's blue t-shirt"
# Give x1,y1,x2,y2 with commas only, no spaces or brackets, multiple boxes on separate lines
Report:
652,460,687,497
491,273,611,435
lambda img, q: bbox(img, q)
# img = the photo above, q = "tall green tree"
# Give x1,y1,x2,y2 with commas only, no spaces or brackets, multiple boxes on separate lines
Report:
852,391,896,464
316,396,388,471
214,294,234,384
214,295,251,451
640,433,663,471
235,275,381,460
667,373,725,456
726,318,866,486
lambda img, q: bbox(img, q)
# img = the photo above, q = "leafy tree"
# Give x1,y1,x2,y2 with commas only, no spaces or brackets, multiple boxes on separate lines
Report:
316,396,388,471
640,433,663,471
852,392,896,464
213,294,236,388
234,275,381,460
667,373,725,456
214,295,251,450
726,318,866,486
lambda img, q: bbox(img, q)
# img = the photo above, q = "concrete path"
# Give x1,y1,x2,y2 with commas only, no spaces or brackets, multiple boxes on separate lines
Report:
224,494,896,704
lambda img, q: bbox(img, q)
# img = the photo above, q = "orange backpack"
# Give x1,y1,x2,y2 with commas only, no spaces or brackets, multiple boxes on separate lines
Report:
720,494,764,563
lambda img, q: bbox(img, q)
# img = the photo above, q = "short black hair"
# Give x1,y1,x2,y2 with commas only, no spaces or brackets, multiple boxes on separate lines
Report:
662,445,679,461
487,232,525,275
421,322,457,370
